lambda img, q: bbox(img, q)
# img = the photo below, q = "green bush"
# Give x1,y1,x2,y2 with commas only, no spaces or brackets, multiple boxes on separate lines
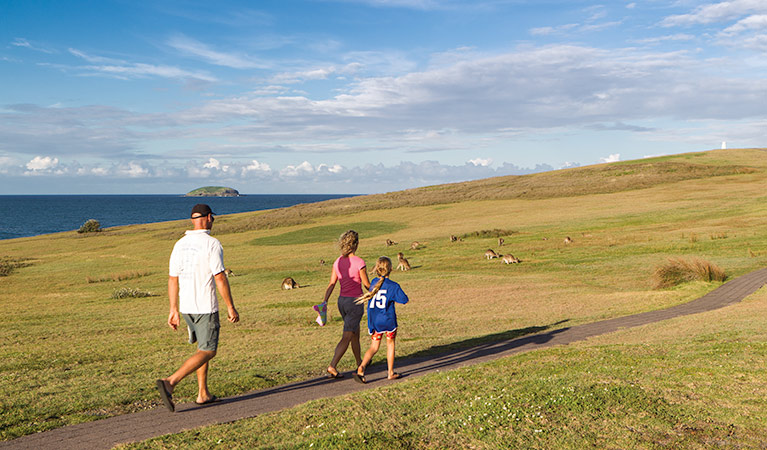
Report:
78,219,102,234
111,287,154,299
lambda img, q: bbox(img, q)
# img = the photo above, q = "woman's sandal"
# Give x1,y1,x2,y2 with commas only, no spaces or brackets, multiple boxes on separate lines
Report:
353,372,367,384
388,372,401,380
326,368,344,379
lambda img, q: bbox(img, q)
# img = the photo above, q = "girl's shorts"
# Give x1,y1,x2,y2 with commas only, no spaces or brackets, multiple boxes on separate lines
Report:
371,330,397,341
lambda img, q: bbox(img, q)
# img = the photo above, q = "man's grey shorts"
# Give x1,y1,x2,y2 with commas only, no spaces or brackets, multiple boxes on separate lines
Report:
182,312,220,352
337,296,364,333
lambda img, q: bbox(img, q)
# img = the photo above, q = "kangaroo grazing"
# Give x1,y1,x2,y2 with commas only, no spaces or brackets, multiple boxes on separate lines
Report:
224,268,235,277
485,249,500,259
564,236,573,244
385,239,398,246
281,277,299,290
502,254,521,264
450,235,458,242
396,252,411,271
319,259,326,266
498,237,504,247
410,241,420,250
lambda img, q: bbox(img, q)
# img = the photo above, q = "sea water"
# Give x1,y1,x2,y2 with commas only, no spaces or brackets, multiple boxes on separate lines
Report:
0,194,354,240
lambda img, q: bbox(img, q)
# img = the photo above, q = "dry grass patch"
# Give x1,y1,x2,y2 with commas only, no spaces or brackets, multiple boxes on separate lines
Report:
653,257,727,289
0,256,32,277
86,270,151,284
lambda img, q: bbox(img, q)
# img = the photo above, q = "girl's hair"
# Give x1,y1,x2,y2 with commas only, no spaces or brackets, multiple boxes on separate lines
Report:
338,230,359,257
355,256,392,305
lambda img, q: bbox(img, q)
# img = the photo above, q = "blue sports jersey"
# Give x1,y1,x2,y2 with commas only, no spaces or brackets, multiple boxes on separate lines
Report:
366,277,409,334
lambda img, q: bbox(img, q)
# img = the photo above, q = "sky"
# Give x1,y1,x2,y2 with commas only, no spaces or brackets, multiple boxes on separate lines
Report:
1,0,766,195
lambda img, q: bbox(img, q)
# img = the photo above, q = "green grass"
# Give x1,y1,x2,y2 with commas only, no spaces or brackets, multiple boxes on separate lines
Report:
2,148,767,447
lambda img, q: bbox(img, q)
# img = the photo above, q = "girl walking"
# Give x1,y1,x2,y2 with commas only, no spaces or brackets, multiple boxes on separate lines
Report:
322,230,370,378
353,256,409,383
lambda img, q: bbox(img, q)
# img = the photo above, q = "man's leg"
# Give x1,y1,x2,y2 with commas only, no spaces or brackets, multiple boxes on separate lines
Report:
195,360,214,403
163,350,216,394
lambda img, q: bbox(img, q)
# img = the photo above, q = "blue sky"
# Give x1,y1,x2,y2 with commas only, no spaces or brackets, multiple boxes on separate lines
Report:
1,0,766,194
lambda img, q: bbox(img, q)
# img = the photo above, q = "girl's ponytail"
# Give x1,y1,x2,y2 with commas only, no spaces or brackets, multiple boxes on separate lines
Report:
355,256,393,305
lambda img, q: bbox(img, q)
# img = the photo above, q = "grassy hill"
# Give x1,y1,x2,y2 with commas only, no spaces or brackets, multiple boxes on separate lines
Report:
2,148,767,448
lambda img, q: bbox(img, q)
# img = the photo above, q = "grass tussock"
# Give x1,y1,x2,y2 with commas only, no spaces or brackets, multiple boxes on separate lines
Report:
0,257,31,277
87,270,151,284
460,229,517,239
653,257,727,289
111,287,155,299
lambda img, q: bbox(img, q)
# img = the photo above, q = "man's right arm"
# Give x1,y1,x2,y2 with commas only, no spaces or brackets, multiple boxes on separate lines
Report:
167,276,180,330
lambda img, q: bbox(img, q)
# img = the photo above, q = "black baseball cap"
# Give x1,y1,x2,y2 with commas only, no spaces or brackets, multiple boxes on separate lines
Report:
191,204,216,218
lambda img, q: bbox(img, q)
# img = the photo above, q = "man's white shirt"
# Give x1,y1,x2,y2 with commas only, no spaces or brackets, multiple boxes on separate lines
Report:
169,230,225,314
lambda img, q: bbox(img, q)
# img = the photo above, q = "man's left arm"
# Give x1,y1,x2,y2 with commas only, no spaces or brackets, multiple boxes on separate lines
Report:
214,271,239,323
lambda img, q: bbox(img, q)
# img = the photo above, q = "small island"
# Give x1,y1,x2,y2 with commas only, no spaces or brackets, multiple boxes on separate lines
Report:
185,186,241,197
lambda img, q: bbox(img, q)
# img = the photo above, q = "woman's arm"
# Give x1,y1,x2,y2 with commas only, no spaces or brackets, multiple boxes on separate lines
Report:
359,267,371,290
323,269,339,303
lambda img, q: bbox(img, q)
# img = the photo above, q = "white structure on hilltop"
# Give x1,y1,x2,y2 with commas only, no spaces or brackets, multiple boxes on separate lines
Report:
722,141,727,149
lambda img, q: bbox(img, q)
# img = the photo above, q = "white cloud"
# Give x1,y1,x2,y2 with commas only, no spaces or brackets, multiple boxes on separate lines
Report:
118,162,150,177
68,48,217,82
166,35,269,69
280,161,315,177
721,14,767,35
599,153,621,163
26,156,59,171
468,157,492,166
12,38,53,53
242,159,272,175
661,0,767,27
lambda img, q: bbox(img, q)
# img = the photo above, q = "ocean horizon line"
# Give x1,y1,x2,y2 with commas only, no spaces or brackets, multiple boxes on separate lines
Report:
0,193,357,240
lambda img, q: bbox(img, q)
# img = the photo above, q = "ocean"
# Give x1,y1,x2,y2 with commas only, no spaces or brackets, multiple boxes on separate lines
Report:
0,194,355,240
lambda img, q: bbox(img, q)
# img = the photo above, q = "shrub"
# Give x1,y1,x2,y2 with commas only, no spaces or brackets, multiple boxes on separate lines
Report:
461,229,517,239
0,257,31,277
111,287,154,299
653,257,727,289
78,219,102,234
86,270,150,284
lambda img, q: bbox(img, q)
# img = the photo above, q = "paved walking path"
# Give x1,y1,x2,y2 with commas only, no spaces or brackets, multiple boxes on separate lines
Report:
4,267,767,450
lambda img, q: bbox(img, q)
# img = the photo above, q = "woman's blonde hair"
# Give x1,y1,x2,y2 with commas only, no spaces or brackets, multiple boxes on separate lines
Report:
338,230,359,257
355,256,392,305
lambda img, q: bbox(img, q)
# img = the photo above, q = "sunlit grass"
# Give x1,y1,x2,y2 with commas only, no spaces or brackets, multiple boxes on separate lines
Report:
1,148,767,444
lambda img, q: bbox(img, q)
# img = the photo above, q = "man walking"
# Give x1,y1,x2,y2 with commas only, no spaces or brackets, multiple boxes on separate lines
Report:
156,204,239,412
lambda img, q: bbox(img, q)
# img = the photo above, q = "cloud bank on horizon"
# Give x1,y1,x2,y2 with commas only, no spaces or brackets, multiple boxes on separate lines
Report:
1,0,765,194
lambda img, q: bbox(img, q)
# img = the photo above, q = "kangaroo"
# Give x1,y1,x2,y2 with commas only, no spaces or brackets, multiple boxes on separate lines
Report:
396,252,411,271
410,241,420,250
450,235,458,242
319,259,326,266
485,249,499,259
224,268,235,277
564,236,573,245
502,254,521,264
385,239,398,246
281,277,299,290
498,237,504,247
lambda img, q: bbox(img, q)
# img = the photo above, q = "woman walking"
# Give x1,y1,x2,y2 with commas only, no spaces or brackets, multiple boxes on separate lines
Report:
322,230,370,378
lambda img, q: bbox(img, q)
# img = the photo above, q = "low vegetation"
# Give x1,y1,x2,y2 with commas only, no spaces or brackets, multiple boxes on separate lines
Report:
2,148,767,447
653,257,727,289
111,287,155,299
86,270,151,284
0,256,31,277
77,219,102,233
460,228,517,239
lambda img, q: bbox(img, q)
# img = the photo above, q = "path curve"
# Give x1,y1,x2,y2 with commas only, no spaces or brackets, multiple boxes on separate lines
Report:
4,267,767,450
